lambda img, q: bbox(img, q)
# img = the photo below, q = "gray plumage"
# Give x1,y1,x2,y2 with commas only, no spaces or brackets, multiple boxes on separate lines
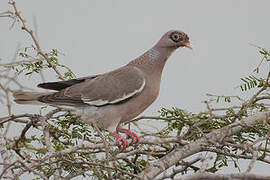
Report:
13,30,192,133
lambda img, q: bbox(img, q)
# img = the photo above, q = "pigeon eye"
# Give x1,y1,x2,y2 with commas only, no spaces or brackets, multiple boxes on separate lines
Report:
170,32,183,43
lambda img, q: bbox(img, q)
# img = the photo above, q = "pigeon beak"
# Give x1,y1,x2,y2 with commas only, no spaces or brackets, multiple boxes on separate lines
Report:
183,42,193,50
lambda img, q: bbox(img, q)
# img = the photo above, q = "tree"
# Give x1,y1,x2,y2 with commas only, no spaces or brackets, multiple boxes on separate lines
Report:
0,1,270,179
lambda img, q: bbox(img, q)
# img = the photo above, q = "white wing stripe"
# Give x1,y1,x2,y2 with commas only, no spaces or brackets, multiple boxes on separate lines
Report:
83,99,109,106
82,78,146,106
110,78,145,104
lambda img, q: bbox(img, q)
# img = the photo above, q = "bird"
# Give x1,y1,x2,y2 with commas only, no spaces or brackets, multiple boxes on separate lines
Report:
13,30,192,152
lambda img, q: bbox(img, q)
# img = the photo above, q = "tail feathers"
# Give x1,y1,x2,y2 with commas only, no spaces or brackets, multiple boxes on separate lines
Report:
13,91,48,105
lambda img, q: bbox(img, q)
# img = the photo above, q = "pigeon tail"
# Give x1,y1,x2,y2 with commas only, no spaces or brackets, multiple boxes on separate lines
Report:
13,91,48,105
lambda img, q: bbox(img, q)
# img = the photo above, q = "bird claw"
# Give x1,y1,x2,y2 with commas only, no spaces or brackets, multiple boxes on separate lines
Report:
112,129,140,152
112,132,129,152
119,129,140,146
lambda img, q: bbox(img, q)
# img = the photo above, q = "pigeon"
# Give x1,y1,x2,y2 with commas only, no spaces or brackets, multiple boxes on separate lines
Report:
13,30,192,152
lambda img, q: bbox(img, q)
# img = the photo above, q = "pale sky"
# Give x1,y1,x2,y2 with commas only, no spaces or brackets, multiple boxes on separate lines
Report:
1,0,270,178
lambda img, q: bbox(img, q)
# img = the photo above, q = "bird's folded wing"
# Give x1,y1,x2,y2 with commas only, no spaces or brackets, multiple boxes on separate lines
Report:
38,66,146,107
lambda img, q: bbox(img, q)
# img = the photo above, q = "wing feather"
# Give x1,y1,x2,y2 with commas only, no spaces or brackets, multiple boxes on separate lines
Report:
38,66,146,107
37,75,98,91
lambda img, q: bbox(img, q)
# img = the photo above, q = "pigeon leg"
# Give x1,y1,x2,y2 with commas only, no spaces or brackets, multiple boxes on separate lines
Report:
112,131,129,152
119,129,140,146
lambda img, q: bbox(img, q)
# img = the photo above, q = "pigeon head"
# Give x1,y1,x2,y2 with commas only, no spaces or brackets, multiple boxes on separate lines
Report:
156,30,192,50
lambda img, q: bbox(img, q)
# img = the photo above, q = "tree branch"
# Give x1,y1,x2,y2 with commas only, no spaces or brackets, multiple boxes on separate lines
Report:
136,111,270,179
180,172,270,180
8,1,65,80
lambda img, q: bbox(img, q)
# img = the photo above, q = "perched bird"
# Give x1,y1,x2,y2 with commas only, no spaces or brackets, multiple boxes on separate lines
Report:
13,30,192,152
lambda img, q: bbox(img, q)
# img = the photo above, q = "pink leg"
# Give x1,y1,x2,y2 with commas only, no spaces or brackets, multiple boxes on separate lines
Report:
112,132,129,152
119,129,140,146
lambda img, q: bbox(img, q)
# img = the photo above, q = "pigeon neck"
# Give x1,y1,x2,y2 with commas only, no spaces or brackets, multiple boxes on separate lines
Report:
128,45,176,74
147,46,176,63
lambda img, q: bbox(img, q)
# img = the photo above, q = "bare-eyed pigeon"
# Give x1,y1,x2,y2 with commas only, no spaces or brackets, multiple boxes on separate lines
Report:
13,30,192,152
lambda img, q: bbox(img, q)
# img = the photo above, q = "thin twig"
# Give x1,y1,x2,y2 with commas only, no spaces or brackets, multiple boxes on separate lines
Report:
9,1,65,80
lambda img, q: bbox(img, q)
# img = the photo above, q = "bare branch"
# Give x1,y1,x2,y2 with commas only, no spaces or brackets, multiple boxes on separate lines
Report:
155,155,202,180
